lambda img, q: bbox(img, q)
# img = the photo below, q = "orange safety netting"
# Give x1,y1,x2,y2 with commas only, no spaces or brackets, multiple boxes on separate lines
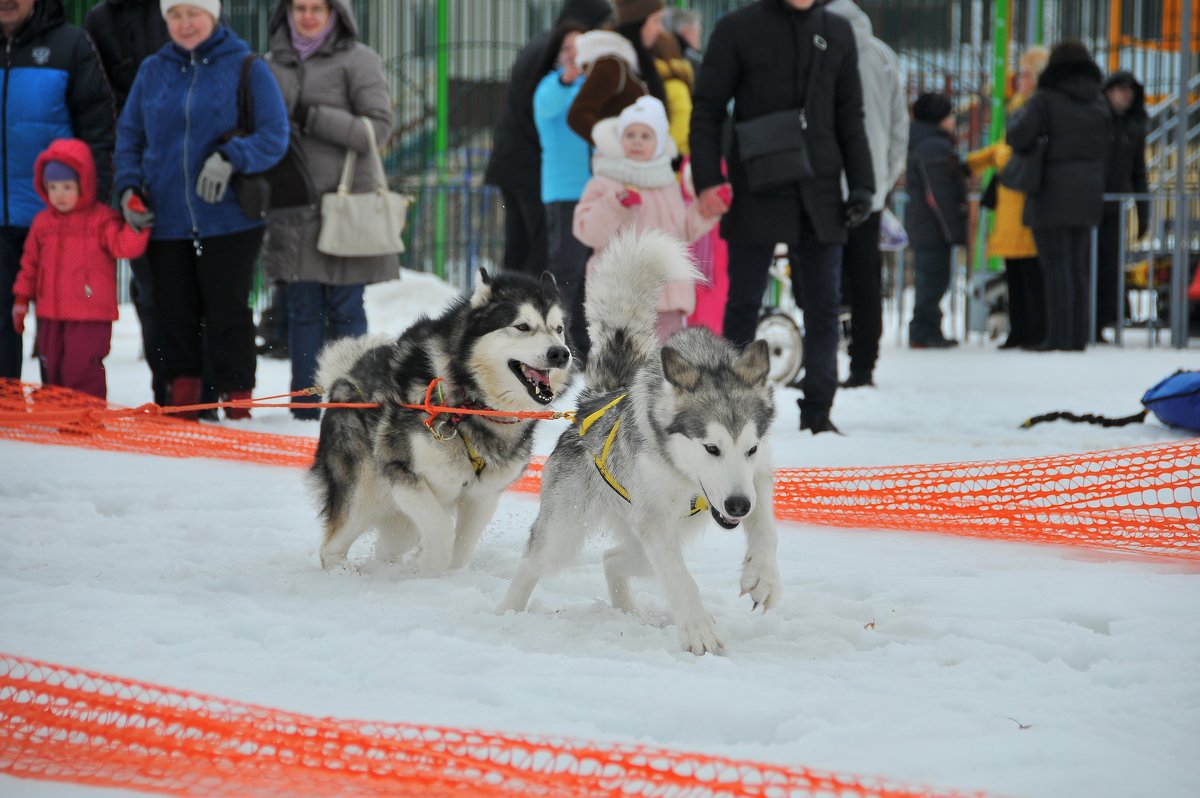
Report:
0,653,986,798
2,380,1198,561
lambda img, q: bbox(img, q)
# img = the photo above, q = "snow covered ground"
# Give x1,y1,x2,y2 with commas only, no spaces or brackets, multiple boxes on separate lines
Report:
2,272,1199,798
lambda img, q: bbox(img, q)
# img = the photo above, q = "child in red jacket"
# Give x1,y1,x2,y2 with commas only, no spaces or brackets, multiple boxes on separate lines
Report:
12,139,150,400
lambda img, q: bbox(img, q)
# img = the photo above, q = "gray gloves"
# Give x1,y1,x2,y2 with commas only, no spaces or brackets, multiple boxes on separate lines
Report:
120,189,155,232
197,152,234,203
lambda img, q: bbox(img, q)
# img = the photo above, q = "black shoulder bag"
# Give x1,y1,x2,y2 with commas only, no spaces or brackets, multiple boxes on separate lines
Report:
225,55,317,219
733,9,824,194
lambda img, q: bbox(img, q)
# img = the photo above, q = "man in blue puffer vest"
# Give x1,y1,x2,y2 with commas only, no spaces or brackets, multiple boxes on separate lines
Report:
1,0,115,379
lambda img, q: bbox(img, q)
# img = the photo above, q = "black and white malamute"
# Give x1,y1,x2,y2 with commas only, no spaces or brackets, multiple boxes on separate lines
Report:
311,270,573,574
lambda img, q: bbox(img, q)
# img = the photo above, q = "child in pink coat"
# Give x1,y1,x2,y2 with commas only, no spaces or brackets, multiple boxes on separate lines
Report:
12,139,150,400
573,96,723,340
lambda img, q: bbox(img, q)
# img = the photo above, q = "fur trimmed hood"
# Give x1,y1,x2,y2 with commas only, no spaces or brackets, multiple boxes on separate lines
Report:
1103,70,1146,120
1037,58,1103,101
575,30,639,72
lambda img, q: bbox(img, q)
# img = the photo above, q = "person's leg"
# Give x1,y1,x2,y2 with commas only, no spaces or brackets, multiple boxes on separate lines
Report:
721,241,776,349
1095,212,1120,339
545,201,592,361
840,210,882,382
35,318,65,388
195,228,263,400
1032,227,1069,350
0,227,30,379
501,187,531,275
128,255,166,403
286,281,326,420
793,217,843,431
326,283,368,340
1069,226,1093,350
1001,258,1028,347
909,246,951,344
148,239,205,383
59,321,112,400
516,187,549,276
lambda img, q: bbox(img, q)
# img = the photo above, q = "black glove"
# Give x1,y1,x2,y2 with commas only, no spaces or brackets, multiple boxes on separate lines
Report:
844,189,873,229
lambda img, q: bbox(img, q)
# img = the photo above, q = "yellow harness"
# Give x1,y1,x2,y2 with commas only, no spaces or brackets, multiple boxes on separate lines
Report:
576,394,709,517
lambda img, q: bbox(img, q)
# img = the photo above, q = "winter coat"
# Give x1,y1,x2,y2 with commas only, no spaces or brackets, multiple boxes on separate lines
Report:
533,69,591,204
1102,71,1149,235
568,31,648,145
905,121,968,249
653,32,694,157
114,25,290,241
14,139,148,322
690,0,874,245
1007,57,1112,229
83,0,169,113
573,129,714,315
824,0,906,211
261,0,397,286
1,0,115,227
484,0,613,194
965,93,1037,259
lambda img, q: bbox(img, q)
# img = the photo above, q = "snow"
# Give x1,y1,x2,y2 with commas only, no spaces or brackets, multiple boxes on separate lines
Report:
2,271,1199,798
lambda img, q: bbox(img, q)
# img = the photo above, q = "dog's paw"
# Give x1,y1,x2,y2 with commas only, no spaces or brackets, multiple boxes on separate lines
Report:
676,613,725,656
415,545,453,577
739,554,782,612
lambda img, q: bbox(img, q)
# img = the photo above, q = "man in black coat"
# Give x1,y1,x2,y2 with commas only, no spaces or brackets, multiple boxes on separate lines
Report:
484,0,612,276
86,0,171,404
1095,70,1148,340
1007,40,1111,352
1,0,114,380
690,0,874,434
904,93,967,348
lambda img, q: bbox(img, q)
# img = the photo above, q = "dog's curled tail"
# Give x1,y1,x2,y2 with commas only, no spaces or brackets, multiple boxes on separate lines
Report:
585,227,700,392
314,333,393,398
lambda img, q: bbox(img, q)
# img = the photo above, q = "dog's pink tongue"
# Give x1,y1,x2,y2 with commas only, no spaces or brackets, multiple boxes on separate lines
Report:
523,365,550,385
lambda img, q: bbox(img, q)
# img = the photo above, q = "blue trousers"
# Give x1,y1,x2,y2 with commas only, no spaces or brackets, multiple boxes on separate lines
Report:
287,281,367,418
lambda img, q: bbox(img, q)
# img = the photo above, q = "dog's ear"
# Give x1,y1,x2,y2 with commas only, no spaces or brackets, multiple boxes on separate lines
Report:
661,346,700,391
471,267,493,307
734,339,771,388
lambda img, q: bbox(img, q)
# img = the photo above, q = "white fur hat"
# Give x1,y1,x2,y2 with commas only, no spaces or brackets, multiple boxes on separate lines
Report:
161,0,221,20
617,96,671,160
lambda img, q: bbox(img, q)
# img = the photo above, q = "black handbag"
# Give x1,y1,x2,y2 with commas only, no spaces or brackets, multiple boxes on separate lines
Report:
979,172,998,210
999,134,1047,195
735,10,824,194
226,55,317,219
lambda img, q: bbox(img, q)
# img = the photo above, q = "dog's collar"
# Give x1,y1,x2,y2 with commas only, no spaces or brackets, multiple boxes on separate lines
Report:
577,393,708,518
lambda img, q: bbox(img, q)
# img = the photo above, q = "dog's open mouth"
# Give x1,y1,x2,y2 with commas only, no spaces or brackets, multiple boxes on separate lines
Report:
710,506,741,530
509,360,555,405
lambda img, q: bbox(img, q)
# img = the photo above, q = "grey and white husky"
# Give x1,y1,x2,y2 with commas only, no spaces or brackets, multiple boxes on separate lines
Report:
498,229,782,655
310,269,573,574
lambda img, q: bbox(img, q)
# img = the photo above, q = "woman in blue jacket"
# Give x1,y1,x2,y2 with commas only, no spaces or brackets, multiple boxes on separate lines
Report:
533,20,593,360
114,0,288,420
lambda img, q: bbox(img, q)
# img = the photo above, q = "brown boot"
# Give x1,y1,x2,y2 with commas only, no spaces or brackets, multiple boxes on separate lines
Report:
223,390,252,421
170,377,203,421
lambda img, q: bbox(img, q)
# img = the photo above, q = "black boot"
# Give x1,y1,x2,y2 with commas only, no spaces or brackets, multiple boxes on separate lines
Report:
797,399,843,435
840,370,874,388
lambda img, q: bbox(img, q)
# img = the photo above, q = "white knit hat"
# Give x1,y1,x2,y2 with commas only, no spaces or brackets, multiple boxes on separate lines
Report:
161,0,221,20
617,96,671,160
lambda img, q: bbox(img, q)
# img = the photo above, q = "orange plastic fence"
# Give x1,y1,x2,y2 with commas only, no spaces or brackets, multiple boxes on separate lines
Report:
2,380,1198,561
0,653,987,798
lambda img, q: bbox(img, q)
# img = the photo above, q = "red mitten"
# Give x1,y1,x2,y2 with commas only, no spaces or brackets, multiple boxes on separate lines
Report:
617,188,642,208
12,297,29,335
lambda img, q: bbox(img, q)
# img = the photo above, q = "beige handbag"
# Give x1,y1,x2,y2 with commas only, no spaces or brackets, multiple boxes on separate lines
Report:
317,118,408,257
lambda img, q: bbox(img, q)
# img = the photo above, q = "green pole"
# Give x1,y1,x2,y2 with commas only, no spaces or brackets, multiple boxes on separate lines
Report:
435,0,450,280
975,0,1011,274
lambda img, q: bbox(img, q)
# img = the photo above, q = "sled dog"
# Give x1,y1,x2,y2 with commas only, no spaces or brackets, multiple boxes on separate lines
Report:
498,229,782,654
311,269,573,574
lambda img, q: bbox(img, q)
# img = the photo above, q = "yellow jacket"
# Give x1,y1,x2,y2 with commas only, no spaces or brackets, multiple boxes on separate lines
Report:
966,94,1038,259
656,54,694,157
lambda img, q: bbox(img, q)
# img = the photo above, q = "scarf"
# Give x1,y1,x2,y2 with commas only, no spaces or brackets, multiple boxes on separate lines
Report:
592,152,677,188
289,8,338,61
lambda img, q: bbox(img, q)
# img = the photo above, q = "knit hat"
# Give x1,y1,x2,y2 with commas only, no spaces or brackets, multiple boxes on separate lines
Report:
43,161,79,184
616,0,664,25
161,0,221,20
912,93,953,124
617,95,670,159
